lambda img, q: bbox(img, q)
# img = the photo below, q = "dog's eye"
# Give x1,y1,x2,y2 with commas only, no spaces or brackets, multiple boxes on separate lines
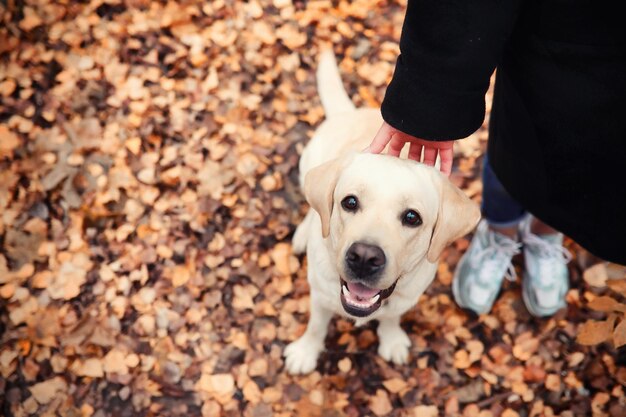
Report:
402,209,422,227
341,195,359,212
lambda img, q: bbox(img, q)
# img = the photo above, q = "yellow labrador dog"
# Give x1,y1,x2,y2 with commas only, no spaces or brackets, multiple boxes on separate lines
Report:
284,50,480,374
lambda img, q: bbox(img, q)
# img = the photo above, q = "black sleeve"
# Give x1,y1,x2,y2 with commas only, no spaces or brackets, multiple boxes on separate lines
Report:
381,0,521,141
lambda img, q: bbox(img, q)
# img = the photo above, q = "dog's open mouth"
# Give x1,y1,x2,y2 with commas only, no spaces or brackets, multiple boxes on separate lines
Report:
340,278,397,317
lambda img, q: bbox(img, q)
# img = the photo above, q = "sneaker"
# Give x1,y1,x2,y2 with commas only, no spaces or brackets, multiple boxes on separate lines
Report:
519,216,572,317
453,220,522,314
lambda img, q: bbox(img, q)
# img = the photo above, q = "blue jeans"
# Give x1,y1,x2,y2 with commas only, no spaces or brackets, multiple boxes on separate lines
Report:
482,155,527,227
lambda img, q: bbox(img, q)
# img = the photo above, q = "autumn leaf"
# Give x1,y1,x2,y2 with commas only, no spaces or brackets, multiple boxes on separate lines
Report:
577,319,614,346
614,319,626,348
0,126,21,158
607,278,626,296
583,263,608,287
369,389,393,416
383,378,407,394
29,377,67,404
588,296,626,313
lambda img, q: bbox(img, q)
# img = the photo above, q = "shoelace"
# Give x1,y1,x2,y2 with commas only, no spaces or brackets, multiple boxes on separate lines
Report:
471,233,522,284
523,233,572,286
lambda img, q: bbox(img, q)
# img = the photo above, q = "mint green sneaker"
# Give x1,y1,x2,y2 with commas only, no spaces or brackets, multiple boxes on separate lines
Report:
519,216,572,317
453,220,522,314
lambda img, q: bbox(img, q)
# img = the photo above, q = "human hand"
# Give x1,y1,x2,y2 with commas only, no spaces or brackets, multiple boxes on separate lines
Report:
366,122,454,177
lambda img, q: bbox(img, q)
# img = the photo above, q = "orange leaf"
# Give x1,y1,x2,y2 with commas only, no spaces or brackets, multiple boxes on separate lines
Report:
577,319,613,346
588,296,622,313
607,279,626,296
614,319,626,348
583,263,607,287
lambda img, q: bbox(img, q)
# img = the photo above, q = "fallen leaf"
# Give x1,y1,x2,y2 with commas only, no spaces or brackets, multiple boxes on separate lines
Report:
103,349,129,375
0,126,20,157
382,378,407,394
411,405,438,417
613,319,626,348
29,377,67,404
588,296,626,313
607,278,626,296
584,263,608,287
369,389,393,416
73,358,104,377
577,319,613,346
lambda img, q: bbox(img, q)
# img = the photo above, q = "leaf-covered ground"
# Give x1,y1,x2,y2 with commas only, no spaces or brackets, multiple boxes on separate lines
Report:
1,1,626,416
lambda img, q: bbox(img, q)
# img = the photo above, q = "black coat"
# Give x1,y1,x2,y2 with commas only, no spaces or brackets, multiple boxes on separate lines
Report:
381,0,626,264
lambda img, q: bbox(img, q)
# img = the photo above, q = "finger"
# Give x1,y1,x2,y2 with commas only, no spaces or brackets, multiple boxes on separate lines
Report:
422,147,437,166
368,124,394,154
408,142,423,162
387,135,405,157
439,147,453,176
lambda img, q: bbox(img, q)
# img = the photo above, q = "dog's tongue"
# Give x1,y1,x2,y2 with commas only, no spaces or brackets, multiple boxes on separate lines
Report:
346,282,379,299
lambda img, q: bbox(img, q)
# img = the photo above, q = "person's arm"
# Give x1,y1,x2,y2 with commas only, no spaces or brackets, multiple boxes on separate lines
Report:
370,0,521,174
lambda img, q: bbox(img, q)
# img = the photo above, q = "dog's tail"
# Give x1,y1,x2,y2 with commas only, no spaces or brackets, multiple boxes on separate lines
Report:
317,49,356,117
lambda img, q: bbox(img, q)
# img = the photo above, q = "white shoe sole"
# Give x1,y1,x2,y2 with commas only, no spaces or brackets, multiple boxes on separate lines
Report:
521,272,566,318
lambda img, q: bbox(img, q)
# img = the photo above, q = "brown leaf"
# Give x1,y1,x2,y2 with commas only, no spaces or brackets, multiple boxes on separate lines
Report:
577,319,613,346
512,332,539,361
337,357,352,373
411,405,438,417
583,263,608,287
19,7,43,31
48,254,90,300
196,373,235,405
0,79,16,96
588,296,626,313
72,358,104,378
613,319,626,348
545,374,561,392
0,126,20,157
453,349,471,369
270,243,294,276
232,285,259,311
276,24,307,50
369,389,393,416
382,378,407,394
29,377,67,405
103,349,129,375
607,278,626,296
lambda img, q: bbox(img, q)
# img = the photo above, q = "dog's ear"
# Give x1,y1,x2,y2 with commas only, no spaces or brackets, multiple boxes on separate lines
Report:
304,155,352,238
427,175,481,263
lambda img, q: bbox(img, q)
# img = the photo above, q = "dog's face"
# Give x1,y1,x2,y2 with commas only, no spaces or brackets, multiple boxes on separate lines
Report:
305,153,480,318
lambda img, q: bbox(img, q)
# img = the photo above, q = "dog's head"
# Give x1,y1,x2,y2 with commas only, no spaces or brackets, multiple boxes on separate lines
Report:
304,152,480,317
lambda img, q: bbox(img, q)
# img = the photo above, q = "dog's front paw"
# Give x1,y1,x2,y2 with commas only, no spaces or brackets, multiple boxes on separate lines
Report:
378,329,411,365
284,337,322,375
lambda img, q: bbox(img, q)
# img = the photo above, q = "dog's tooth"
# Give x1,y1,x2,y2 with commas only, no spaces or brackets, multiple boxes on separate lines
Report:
370,294,380,304
342,285,349,297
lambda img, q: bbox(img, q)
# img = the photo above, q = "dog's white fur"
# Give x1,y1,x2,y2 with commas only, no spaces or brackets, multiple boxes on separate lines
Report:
284,50,481,374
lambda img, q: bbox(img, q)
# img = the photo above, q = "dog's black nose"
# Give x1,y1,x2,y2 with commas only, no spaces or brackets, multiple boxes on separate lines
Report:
345,242,386,278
